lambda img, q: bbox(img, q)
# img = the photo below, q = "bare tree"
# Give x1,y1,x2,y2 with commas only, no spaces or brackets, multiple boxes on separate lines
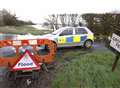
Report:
43,14,82,30
70,14,79,27
59,14,67,27
44,14,59,31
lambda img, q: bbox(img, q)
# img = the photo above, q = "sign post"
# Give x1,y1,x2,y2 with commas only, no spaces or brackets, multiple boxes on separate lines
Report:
112,55,119,71
110,33,120,71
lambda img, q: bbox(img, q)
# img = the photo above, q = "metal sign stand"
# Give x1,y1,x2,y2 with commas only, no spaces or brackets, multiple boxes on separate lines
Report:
112,55,119,71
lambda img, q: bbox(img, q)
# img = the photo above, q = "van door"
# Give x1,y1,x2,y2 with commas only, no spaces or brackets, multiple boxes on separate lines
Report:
73,28,88,46
57,28,74,47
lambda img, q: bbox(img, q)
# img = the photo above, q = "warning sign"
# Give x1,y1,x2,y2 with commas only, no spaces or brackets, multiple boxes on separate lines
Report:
12,50,39,71
110,33,120,53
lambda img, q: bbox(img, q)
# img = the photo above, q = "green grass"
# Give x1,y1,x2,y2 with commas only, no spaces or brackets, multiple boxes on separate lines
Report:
52,50,120,88
0,25,52,35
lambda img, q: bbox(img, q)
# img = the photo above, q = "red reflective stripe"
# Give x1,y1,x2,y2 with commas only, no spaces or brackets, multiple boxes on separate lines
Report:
7,39,47,46
37,39,44,44
22,40,29,45
5,40,12,45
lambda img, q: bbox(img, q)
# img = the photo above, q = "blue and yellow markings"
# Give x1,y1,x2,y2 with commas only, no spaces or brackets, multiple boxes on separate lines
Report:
66,37,73,43
81,36,87,42
73,35,80,43
58,36,66,44
87,35,94,41
56,35,88,44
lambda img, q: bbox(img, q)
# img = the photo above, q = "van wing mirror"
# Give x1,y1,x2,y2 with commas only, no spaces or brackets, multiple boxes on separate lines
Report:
59,34,64,36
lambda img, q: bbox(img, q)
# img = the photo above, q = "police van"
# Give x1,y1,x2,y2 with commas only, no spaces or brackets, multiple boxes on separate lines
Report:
42,26,94,48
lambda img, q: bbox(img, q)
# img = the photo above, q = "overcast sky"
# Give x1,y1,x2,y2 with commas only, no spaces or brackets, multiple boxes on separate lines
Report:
0,0,120,23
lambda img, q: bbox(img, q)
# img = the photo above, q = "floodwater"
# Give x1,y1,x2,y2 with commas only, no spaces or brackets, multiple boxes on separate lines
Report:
0,34,17,40
0,34,17,57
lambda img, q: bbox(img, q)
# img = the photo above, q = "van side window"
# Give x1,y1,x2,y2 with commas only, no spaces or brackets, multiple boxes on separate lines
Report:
75,28,87,34
60,28,73,36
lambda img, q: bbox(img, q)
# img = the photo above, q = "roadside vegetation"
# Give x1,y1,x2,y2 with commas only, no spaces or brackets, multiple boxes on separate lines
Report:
0,26,52,35
52,49,120,88
0,9,53,35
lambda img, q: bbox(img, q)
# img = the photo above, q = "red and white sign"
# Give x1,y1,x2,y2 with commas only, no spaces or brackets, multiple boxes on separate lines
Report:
12,50,40,71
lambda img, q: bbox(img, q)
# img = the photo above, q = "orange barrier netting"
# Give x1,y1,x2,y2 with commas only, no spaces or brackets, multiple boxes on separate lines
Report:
0,39,56,67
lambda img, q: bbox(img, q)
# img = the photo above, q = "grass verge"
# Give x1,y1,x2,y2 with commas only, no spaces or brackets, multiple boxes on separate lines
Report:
52,50,120,88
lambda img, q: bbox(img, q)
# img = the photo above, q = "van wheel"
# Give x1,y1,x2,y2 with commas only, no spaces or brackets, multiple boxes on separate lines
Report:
84,40,93,49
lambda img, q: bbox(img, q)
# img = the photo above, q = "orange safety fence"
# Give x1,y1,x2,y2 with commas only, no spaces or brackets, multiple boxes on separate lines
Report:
0,39,56,67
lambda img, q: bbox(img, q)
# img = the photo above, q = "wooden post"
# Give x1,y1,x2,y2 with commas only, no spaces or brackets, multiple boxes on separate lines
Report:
112,55,119,71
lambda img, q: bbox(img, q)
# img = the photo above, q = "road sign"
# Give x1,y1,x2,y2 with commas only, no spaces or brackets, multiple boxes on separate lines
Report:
110,33,120,53
109,33,120,71
12,50,39,71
